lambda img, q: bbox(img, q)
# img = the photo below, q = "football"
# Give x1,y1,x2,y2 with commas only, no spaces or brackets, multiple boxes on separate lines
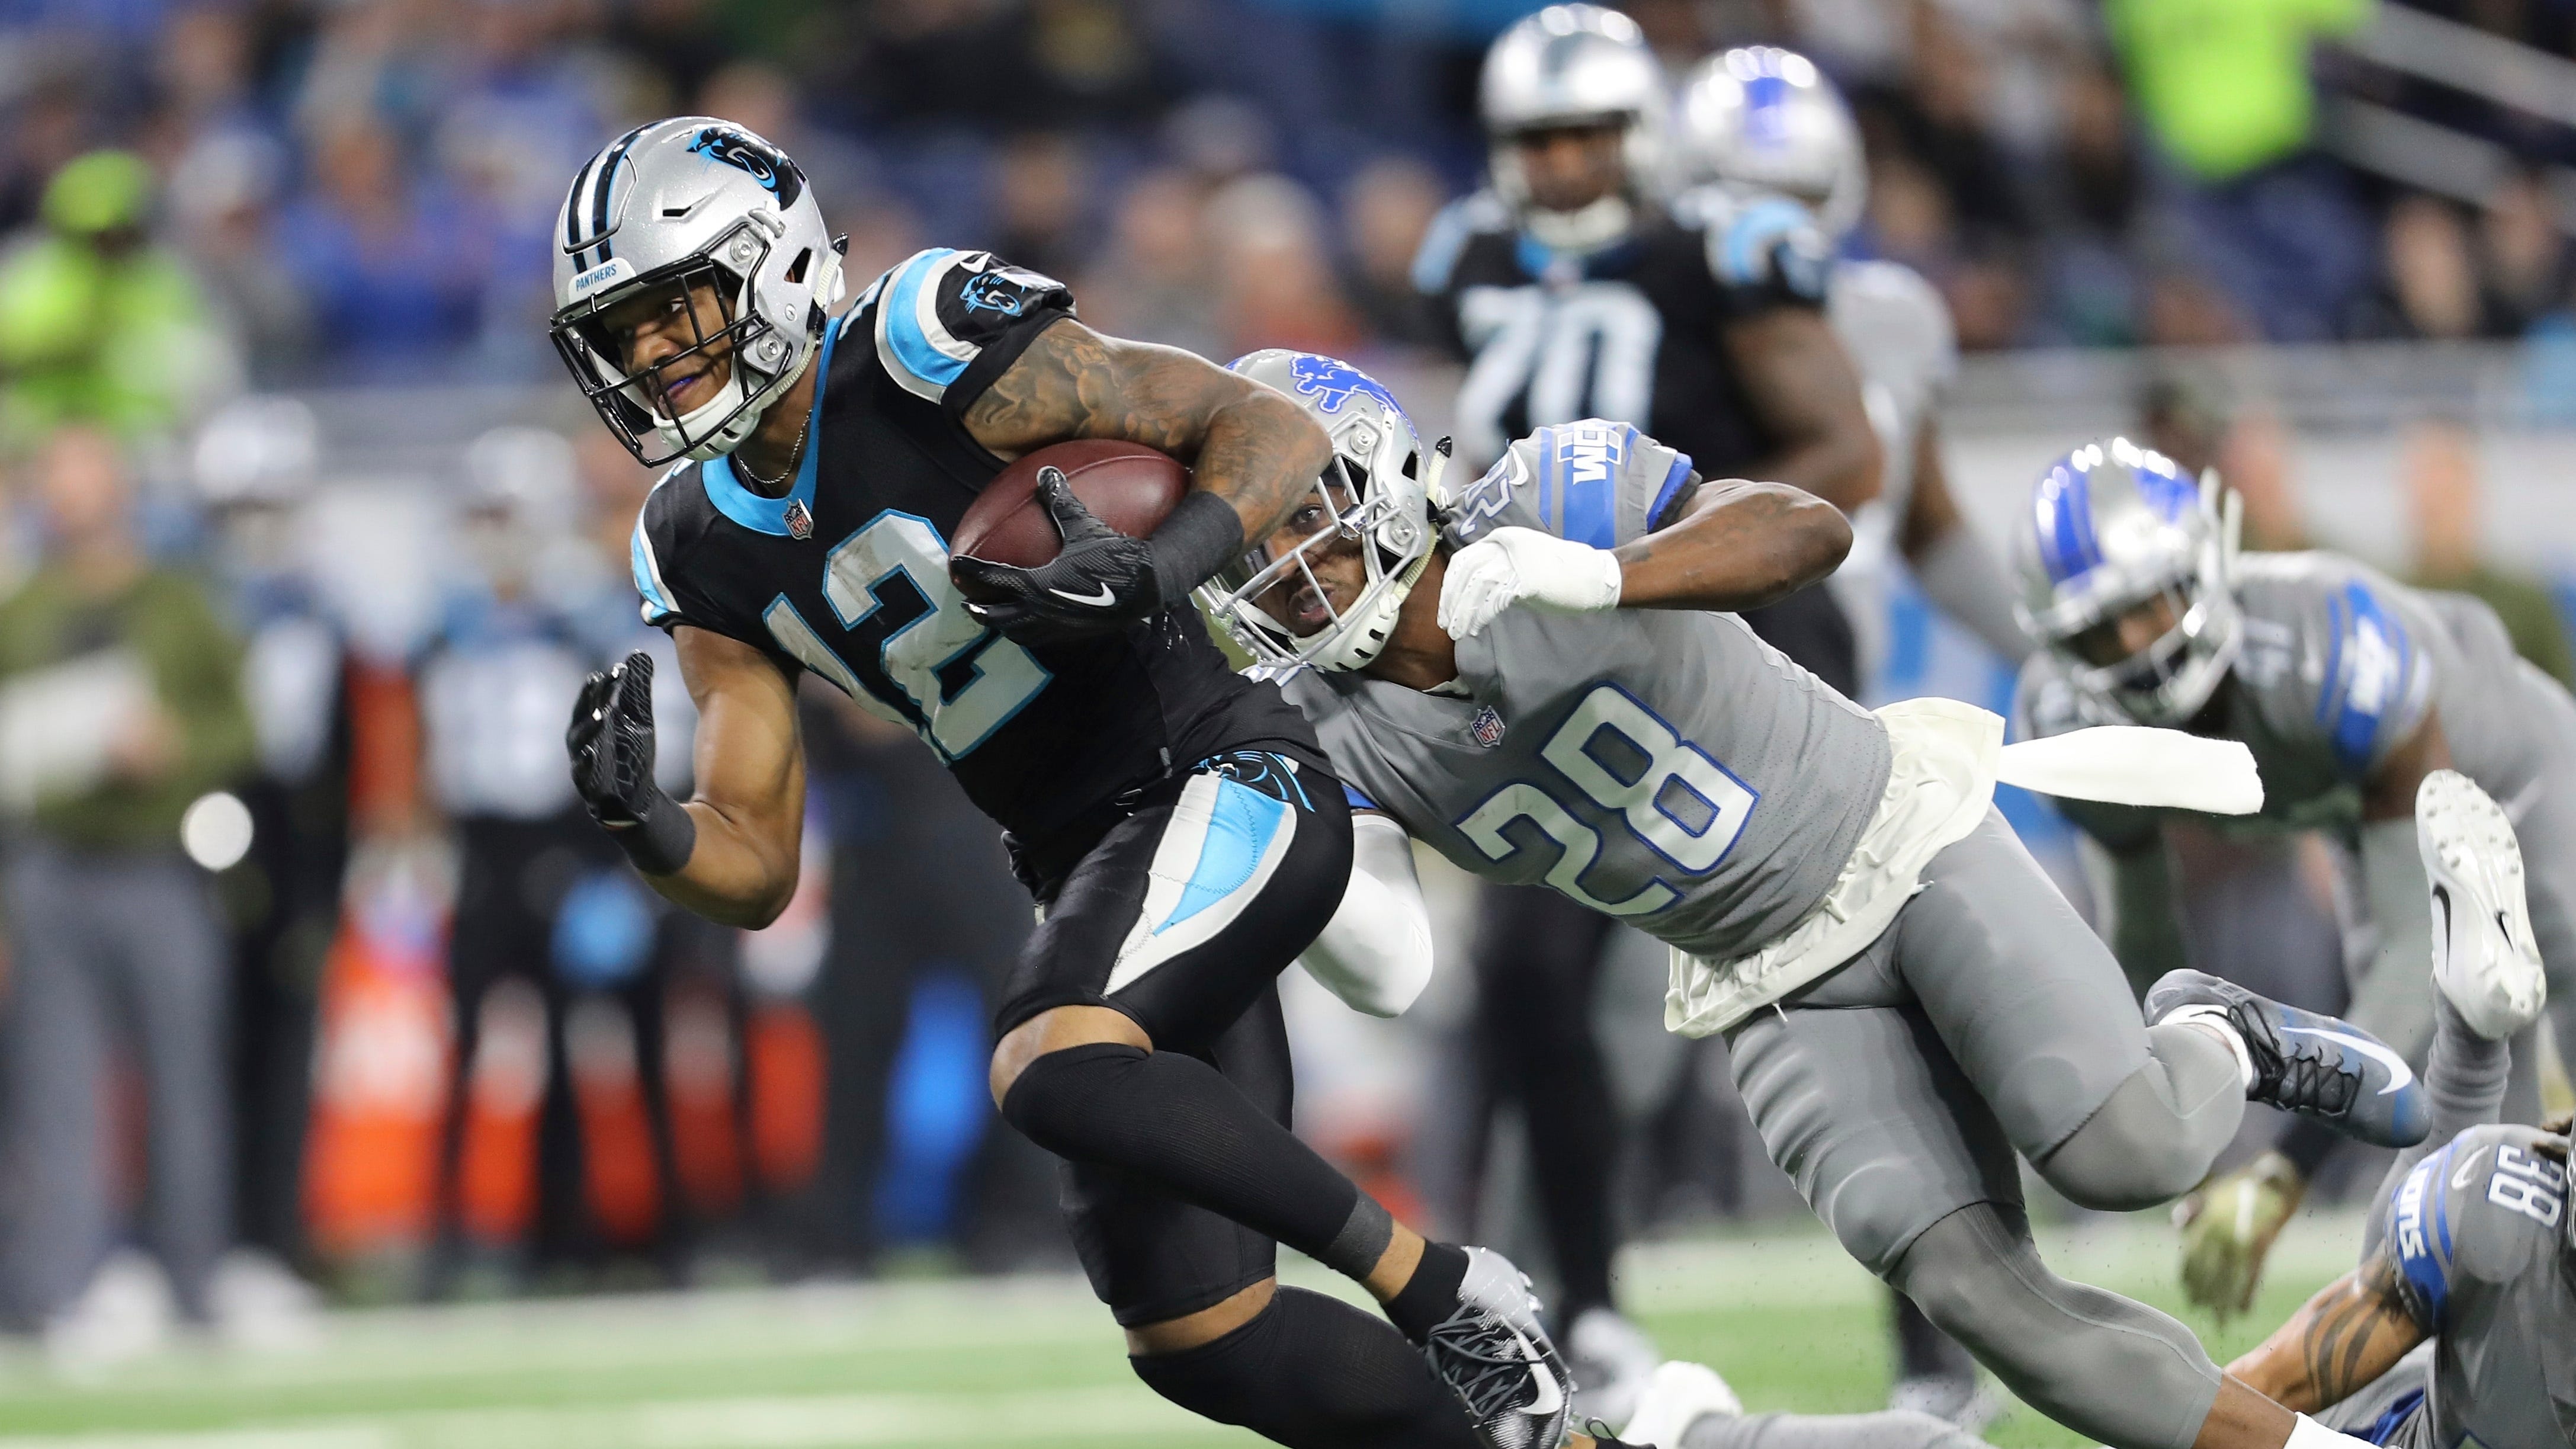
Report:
949,440,1191,587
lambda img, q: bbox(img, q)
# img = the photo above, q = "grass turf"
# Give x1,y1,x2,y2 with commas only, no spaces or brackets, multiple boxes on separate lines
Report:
0,1207,2363,1448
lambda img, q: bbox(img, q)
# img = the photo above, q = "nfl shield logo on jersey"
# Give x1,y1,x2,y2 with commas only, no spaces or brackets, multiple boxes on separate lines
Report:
784,499,814,540
1469,705,1506,749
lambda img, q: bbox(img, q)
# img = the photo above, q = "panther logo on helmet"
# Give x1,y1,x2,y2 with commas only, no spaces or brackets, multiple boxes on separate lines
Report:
686,126,804,209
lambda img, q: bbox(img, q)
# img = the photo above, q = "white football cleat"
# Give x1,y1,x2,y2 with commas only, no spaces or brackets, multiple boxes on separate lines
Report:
2418,769,2546,1040
1619,1360,1744,1449
1566,1307,1661,1431
1420,1247,1574,1449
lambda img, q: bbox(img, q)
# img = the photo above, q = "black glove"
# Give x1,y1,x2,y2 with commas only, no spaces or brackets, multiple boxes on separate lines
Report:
567,650,696,876
951,470,1167,646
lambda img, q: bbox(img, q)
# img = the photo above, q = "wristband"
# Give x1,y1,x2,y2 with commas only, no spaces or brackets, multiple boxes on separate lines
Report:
1149,489,1249,602
609,790,698,877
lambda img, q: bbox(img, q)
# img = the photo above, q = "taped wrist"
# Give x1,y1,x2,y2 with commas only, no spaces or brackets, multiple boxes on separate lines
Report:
1150,490,1248,602
609,789,697,876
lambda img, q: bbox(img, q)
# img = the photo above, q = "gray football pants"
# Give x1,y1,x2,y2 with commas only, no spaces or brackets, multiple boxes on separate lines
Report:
1729,810,2244,1449
1682,1409,1992,1449
0,844,231,1324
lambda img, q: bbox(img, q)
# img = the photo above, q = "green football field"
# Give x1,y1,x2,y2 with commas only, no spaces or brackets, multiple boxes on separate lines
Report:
0,1208,2363,1448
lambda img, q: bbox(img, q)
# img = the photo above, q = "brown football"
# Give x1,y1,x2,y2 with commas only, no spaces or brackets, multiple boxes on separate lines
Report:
950,440,1191,591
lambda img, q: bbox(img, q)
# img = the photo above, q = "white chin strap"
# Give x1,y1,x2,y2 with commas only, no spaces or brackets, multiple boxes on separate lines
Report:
1523,195,1634,254
657,342,816,464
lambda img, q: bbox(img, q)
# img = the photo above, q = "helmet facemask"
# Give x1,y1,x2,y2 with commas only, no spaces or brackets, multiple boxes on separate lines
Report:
1202,443,1443,676
550,219,819,467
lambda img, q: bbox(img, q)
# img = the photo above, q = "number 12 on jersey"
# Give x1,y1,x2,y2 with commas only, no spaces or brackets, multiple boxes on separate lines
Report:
764,511,1053,760
1458,683,1756,916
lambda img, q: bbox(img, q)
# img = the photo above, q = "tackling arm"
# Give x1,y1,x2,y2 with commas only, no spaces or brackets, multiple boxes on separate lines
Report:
1897,417,2032,664
1612,473,1853,611
2227,1256,2427,1412
1299,812,1435,1017
644,627,808,928
1720,307,1882,514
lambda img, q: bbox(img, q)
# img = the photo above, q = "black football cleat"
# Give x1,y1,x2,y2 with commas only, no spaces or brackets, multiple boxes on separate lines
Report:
2146,969,2428,1149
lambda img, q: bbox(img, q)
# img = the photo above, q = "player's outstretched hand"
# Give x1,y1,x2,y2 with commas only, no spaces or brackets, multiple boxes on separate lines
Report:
567,650,695,876
1438,525,1623,640
954,472,1162,646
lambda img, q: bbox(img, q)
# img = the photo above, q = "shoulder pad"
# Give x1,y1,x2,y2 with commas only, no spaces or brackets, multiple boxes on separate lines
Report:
872,246,1074,404
1412,191,1511,296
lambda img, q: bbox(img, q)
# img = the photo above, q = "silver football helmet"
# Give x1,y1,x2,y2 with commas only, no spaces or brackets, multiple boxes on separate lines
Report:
1676,46,1867,239
549,117,846,466
2013,437,2245,726
1480,4,1669,253
1201,351,1444,675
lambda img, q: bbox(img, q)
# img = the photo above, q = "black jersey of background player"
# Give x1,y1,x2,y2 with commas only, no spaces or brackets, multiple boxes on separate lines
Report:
1413,187,1832,474
628,247,1310,845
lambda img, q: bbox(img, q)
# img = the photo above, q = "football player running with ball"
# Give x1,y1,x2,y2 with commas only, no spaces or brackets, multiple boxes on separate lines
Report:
2227,771,2568,1448
2010,440,2575,1317
547,118,1580,1449
1201,348,2429,1449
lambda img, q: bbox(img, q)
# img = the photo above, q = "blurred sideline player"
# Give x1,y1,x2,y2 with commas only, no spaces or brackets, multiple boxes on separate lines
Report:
1205,346,2429,1449
1410,9,1883,1416
547,117,1585,1449
1675,47,2031,1423
2010,439,2576,1316
2226,771,2565,1447
1676,46,2030,678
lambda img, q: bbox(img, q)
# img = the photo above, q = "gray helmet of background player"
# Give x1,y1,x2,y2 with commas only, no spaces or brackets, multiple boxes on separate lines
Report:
1199,350,1443,675
548,117,847,467
1480,4,1672,254
1673,45,1868,239
2012,437,2247,727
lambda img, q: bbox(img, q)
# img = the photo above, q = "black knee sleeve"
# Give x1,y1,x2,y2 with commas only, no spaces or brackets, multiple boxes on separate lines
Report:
1130,1287,1477,1449
1000,1043,1381,1274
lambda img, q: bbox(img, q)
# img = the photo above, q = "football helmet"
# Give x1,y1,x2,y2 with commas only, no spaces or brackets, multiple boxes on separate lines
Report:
1676,47,1868,239
2013,437,2244,726
1480,5,1669,253
549,117,846,466
1201,351,1443,674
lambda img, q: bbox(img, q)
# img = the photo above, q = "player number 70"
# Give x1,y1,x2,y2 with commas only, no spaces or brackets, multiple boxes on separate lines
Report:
1456,684,1757,917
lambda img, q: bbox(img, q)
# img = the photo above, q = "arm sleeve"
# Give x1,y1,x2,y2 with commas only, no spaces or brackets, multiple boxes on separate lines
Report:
1458,421,1693,551
870,248,1076,417
1702,193,1834,319
1298,812,1435,1018
1911,522,2034,664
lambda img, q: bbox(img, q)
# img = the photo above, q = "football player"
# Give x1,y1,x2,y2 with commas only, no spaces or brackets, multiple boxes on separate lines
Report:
2010,439,2576,1317
1204,347,2427,1449
1676,47,2028,1424
1411,10,1885,1412
2226,770,2566,1447
547,118,1580,1449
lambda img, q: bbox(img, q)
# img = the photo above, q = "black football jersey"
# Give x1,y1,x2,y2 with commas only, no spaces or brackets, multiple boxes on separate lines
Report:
630,246,1314,845
1412,186,1833,475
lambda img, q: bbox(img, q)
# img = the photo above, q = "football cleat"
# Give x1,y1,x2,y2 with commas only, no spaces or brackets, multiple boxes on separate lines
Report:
2172,1149,2305,1320
1566,1307,1663,1431
2417,770,2548,1041
1420,1248,1576,1449
2146,969,2429,1149
1619,1360,1743,1449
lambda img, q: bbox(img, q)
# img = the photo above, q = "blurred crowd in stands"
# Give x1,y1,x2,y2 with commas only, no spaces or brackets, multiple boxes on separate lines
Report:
0,0,2573,1361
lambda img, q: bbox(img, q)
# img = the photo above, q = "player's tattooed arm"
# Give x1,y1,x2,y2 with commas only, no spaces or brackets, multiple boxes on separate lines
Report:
962,319,1333,544
650,626,807,928
1720,307,1882,513
2225,1255,2427,1412
1614,473,1852,611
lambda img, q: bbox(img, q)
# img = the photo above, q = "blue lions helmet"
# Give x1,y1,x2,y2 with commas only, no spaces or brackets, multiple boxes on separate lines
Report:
2013,437,2244,726
1202,351,1443,674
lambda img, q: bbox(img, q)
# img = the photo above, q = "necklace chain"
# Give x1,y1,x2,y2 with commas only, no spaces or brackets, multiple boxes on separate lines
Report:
736,410,812,493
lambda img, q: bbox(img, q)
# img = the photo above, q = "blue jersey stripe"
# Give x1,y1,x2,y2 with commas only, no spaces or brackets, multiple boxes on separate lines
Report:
880,248,967,396
630,518,678,622
1558,429,1619,549
2392,1144,2454,1330
2321,582,2411,778
1647,452,1695,531
1343,781,1379,811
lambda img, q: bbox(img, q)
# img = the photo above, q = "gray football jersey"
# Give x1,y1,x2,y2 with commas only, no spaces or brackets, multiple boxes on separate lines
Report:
1274,419,1891,962
2014,552,2542,850
2376,1123,2576,1446
1829,258,1955,524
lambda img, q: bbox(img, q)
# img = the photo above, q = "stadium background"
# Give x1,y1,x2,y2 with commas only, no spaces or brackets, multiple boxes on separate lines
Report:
0,0,2572,1442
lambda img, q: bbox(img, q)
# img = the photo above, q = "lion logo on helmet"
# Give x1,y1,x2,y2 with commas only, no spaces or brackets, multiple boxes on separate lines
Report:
1285,354,1407,422
688,126,804,210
